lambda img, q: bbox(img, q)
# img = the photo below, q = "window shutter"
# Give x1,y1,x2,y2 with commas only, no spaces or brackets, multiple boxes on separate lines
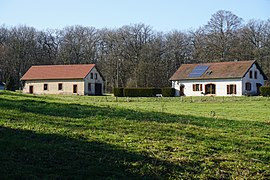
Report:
234,85,236,94
227,85,230,94
193,84,195,91
200,84,202,91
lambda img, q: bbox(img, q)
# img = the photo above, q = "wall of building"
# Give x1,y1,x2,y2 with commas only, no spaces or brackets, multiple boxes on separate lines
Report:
242,63,265,95
172,79,243,96
23,79,85,95
84,67,104,95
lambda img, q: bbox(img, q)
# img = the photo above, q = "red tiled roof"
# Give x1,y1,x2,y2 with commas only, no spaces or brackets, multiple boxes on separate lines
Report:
169,60,267,81
21,64,96,80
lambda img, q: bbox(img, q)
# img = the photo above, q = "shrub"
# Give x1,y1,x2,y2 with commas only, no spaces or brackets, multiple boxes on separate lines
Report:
113,88,124,97
124,88,161,97
153,88,162,96
260,86,270,96
162,88,175,97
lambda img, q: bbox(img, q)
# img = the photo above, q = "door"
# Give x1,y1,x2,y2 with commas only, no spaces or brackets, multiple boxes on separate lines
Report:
205,84,216,95
256,83,262,95
94,83,102,95
88,83,91,92
29,86,33,94
73,84,77,94
180,85,185,96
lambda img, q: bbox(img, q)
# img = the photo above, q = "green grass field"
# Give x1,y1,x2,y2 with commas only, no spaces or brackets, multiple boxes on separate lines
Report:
0,91,269,179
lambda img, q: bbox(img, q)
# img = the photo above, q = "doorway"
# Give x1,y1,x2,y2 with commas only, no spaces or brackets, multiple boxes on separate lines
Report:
180,84,185,96
205,84,216,95
256,83,262,95
29,85,33,94
95,83,102,95
73,84,77,94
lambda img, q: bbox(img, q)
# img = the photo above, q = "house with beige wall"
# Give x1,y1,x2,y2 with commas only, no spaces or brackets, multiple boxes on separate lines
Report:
21,64,105,95
170,60,268,96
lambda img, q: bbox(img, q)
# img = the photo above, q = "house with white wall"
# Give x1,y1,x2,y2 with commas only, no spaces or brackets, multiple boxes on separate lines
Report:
170,60,267,96
21,64,105,95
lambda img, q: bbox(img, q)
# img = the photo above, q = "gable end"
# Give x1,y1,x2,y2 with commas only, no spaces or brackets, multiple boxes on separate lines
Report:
242,61,268,80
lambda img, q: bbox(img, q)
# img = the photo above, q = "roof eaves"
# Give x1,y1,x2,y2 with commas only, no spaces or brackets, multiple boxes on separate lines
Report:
254,61,268,80
170,77,243,81
83,64,95,79
89,65,106,81
21,77,84,81
241,60,256,78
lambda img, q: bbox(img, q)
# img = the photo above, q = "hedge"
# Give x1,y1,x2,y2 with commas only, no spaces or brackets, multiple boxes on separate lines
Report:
161,87,175,97
260,86,270,96
113,87,176,97
113,88,124,97
124,88,162,97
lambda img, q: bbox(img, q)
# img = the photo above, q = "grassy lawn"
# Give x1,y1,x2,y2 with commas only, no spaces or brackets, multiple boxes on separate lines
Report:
0,91,269,179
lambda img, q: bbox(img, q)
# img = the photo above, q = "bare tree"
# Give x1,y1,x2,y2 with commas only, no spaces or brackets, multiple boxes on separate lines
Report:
165,30,191,76
204,10,243,61
0,10,269,90
58,25,99,64
36,29,60,65
6,26,38,90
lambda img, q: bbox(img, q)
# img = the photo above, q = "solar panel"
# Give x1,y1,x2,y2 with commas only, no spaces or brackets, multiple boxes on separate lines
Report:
188,65,209,78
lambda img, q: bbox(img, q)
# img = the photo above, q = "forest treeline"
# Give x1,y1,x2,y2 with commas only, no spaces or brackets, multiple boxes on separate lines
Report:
0,10,270,91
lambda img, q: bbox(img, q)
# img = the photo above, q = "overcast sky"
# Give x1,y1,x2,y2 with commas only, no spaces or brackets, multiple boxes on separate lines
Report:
1,0,270,32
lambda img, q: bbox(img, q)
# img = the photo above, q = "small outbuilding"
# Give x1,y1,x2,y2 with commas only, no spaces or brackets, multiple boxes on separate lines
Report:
0,82,5,90
170,60,268,96
21,64,105,95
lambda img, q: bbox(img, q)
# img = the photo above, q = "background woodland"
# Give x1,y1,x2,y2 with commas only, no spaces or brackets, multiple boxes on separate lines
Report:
0,10,270,91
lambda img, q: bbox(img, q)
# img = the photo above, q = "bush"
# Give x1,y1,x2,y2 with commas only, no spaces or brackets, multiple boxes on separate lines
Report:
114,87,176,97
260,86,270,96
124,88,161,97
162,88,175,97
113,88,124,97
153,88,162,96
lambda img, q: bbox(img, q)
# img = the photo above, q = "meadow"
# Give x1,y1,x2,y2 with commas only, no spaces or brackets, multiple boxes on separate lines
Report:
0,91,269,179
